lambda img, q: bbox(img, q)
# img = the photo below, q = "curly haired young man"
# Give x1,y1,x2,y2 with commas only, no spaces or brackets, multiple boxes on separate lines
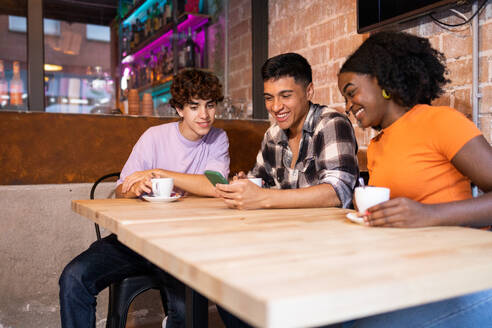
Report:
59,69,230,328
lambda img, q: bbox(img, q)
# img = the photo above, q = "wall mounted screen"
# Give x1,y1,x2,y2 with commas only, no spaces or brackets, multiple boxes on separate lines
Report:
357,0,461,33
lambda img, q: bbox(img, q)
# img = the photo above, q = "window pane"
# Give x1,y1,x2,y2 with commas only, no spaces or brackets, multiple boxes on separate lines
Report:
44,19,60,36
86,24,110,42
44,20,115,114
8,16,26,32
0,11,28,110
8,16,60,35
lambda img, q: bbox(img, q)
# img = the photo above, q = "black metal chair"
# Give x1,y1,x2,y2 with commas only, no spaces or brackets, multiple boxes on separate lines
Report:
90,172,168,328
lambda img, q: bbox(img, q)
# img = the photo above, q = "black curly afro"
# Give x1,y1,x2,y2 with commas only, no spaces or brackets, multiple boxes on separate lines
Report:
339,31,450,108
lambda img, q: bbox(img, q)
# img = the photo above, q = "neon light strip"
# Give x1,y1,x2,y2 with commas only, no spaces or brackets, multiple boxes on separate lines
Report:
123,0,159,26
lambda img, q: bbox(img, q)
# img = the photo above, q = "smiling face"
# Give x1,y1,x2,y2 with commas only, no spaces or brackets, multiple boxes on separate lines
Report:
263,76,313,134
338,72,391,129
176,98,216,141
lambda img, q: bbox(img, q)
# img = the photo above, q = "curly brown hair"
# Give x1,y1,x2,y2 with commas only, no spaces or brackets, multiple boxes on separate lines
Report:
169,69,224,110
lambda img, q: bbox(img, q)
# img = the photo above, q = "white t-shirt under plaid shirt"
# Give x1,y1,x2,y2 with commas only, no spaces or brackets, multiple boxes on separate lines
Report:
249,102,359,208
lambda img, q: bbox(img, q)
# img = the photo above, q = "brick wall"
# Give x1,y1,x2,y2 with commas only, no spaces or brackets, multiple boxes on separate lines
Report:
269,0,364,109
228,0,492,144
227,0,252,102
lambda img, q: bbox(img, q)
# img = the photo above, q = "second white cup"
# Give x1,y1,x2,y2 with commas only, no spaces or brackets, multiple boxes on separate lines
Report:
151,178,174,197
248,178,262,187
354,186,390,215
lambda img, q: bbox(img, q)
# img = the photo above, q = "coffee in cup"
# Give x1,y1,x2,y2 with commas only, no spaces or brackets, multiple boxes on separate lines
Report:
354,186,390,215
151,178,174,197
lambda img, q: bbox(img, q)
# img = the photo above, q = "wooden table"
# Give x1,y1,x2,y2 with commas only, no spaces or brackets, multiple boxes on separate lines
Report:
72,197,492,328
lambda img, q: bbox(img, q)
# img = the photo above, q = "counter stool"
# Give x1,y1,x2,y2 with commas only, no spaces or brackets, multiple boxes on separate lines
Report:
91,172,168,328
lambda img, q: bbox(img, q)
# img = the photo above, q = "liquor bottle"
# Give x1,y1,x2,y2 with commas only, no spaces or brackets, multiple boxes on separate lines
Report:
0,60,8,108
158,3,164,28
177,0,185,16
166,46,174,74
178,43,185,69
139,18,145,41
159,46,167,76
138,62,144,87
130,63,137,89
121,26,129,57
145,9,152,38
164,2,172,25
156,49,163,82
10,61,23,107
184,27,197,68
136,18,143,45
152,3,161,32
133,21,140,48
149,52,158,84
129,24,134,50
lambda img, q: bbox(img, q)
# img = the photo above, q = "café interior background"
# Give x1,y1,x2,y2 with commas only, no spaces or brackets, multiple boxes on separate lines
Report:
1,0,492,327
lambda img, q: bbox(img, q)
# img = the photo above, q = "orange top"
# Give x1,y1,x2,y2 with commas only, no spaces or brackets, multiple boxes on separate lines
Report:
367,104,482,204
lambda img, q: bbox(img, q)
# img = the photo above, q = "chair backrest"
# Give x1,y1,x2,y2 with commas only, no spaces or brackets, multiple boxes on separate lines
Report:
90,172,120,240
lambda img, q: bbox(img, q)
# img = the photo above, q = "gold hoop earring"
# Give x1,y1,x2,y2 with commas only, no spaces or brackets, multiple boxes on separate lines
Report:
382,89,391,100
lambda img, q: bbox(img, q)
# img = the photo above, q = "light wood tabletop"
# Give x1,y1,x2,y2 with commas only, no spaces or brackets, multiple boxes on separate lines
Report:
72,197,492,328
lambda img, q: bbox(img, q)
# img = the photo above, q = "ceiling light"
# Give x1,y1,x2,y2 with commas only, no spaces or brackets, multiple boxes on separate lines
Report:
44,64,63,71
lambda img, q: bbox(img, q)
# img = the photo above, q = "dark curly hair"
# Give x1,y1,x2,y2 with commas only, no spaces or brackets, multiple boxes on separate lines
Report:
262,53,312,87
339,31,449,108
169,69,224,110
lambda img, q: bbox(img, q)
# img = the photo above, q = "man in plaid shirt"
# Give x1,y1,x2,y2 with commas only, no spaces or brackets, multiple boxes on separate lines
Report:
216,52,358,210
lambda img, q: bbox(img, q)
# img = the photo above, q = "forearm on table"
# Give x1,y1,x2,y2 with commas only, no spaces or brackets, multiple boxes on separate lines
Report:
260,183,341,209
430,192,492,227
153,169,216,197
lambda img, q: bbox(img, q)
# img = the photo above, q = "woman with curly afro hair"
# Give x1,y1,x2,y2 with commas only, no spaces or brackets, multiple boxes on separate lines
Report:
336,31,492,327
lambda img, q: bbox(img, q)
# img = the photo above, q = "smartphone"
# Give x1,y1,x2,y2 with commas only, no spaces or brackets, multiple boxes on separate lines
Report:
204,170,228,186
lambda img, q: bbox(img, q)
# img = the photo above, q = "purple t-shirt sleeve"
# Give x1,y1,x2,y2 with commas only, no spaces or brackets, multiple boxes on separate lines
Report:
117,130,154,185
204,130,230,179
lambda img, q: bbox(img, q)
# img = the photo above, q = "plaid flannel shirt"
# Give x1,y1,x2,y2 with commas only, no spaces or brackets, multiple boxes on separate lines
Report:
249,102,359,208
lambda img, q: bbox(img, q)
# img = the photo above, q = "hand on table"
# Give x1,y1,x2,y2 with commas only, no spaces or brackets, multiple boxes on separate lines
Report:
364,197,437,228
215,175,264,209
121,170,158,196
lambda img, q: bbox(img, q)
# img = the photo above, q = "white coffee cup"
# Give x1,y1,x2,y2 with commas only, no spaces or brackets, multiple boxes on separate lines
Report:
248,178,262,187
354,186,390,215
151,178,174,197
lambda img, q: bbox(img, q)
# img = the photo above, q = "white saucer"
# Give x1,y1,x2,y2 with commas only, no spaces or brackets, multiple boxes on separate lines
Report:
346,212,365,224
142,195,181,203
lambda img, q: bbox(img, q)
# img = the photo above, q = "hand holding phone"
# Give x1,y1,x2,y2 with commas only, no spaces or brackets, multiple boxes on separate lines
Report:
204,170,229,186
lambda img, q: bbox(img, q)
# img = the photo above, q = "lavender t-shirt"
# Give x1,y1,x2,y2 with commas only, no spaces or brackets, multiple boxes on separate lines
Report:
117,122,230,185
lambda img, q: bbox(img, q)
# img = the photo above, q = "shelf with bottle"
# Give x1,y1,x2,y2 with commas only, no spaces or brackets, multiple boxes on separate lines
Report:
122,43,174,92
120,1,174,59
121,13,209,95
121,12,210,64
136,73,173,94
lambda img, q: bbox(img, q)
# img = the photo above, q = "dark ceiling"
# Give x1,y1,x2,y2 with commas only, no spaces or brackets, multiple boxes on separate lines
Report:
0,0,118,26
45,0,118,26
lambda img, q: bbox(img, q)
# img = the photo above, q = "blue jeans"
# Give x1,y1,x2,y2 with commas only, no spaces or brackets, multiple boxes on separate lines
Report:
340,289,492,328
218,290,492,328
59,234,185,328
